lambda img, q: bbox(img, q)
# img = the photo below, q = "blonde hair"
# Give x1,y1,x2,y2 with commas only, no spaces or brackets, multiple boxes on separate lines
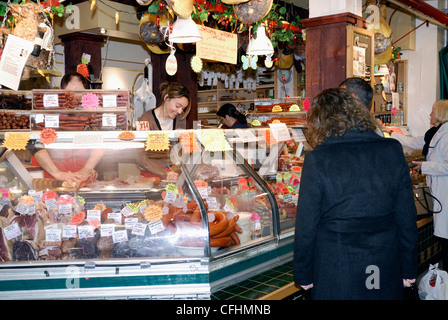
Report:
432,100,448,124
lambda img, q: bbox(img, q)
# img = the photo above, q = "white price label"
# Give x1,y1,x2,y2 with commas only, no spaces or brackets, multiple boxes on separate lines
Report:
45,198,57,210
43,94,59,108
78,225,94,239
148,220,165,235
102,95,117,108
62,225,77,238
102,113,116,127
87,209,101,222
131,222,147,236
4,223,22,240
108,212,122,224
112,229,128,243
58,203,72,214
100,224,115,237
44,114,60,128
124,217,138,230
164,190,177,204
45,228,62,242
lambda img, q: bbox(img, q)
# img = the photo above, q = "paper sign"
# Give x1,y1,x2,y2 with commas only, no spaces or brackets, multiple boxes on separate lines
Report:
268,123,291,142
0,35,34,90
196,25,238,65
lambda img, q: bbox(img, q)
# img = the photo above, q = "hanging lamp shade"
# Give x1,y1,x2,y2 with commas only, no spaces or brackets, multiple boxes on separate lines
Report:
246,24,274,56
168,16,202,43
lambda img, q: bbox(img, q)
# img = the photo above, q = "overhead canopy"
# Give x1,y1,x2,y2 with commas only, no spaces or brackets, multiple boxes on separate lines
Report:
388,0,448,29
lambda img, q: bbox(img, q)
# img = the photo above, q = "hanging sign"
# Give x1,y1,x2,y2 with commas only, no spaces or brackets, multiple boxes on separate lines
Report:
196,25,238,65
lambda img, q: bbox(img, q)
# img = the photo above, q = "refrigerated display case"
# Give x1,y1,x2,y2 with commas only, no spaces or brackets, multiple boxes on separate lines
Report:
0,127,302,299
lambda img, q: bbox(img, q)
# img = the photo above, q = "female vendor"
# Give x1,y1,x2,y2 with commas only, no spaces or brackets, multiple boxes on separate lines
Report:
136,81,191,180
31,72,104,186
216,103,249,129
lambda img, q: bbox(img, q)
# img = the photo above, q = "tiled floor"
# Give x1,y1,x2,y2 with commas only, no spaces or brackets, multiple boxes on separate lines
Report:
211,262,296,300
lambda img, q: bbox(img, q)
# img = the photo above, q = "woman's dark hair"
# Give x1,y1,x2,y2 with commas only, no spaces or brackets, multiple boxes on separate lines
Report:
60,71,89,89
306,88,376,148
217,103,247,124
160,81,191,120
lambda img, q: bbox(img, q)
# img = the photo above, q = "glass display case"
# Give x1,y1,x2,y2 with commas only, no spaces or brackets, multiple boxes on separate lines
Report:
0,126,304,299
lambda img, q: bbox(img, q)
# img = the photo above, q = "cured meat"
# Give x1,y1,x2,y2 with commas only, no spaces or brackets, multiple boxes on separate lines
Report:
193,164,220,181
10,213,45,243
13,240,38,261
0,216,13,262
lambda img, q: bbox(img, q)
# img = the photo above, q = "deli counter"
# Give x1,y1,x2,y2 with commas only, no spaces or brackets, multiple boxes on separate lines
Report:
0,122,306,299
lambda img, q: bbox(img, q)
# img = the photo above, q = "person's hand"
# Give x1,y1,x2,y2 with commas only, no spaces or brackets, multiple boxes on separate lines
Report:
300,284,314,290
52,171,85,186
166,171,179,181
403,279,415,287
412,161,423,171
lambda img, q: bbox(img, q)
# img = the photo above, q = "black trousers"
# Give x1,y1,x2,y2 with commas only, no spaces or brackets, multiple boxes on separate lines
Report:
437,237,448,270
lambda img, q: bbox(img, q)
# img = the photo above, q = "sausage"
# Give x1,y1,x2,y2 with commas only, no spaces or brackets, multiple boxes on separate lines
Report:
212,215,239,238
173,212,192,221
209,211,228,237
190,207,201,223
210,236,232,247
230,232,240,245
234,223,243,234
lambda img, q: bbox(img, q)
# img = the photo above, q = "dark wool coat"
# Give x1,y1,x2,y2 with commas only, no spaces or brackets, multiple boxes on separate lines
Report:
293,130,418,300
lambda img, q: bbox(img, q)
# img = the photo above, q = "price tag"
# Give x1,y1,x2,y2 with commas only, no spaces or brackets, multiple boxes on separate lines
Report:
45,228,62,242
58,203,72,215
78,225,94,239
148,220,165,235
45,198,57,210
4,223,21,240
28,190,43,203
43,94,59,108
112,229,128,243
122,204,138,216
131,222,147,236
206,197,218,210
268,123,291,142
100,224,115,237
102,114,116,127
87,209,101,222
62,225,77,238
45,115,60,128
164,184,178,204
223,198,235,213
102,95,117,108
124,217,138,230
108,212,122,224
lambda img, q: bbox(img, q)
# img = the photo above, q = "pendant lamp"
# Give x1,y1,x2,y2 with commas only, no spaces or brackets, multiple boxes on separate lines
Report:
246,24,274,56
168,16,202,44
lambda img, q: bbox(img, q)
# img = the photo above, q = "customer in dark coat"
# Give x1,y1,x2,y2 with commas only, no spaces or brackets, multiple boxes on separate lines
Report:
293,88,418,300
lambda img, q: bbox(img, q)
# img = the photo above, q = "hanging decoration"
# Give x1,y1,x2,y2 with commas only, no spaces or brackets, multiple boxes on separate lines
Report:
165,45,178,75
190,55,203,73
241,54,257,70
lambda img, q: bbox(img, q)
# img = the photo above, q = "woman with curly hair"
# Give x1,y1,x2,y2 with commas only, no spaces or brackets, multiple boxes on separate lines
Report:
293,88,418,300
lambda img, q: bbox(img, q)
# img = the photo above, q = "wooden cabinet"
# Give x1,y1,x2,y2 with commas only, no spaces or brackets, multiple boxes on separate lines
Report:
302,13,373,99
373,60,408,126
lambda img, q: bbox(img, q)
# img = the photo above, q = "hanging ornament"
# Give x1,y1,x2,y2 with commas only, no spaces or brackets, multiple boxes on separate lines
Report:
264,54,273,68
241,55,257,70
165,45,178,75
115,11,120,24
190,55,203,73
90,0,96,11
